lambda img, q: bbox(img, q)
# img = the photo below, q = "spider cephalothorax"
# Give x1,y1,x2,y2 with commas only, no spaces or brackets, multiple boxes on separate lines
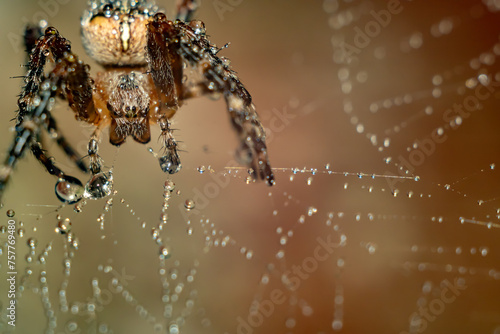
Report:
0,0,274,204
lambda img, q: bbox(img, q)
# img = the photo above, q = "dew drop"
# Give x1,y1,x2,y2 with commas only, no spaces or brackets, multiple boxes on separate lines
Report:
159,246,171,259
184,199,195,211
56,219,71,234
84,172,113,200
285,317,296,329
197,166,206,174
332,319,343,331
307,207,317,216
159,152,182,174
27,238,37,248
276,250,285,259
55,176,84,204
6,209,15,217
164,180,176,192
480,247,489,256
307,177,313,185
245,250,253,259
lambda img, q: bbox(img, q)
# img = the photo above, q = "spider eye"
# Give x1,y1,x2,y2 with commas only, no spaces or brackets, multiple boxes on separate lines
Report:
107,102,119,116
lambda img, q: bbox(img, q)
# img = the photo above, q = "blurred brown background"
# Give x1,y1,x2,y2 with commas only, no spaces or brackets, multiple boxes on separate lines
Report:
0,0,500,333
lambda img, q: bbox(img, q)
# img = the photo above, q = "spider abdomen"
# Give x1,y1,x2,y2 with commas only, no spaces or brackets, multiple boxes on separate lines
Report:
81,2,156,66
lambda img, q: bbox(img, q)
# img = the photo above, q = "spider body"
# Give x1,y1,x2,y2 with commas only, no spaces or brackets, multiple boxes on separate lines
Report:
0,0,274,204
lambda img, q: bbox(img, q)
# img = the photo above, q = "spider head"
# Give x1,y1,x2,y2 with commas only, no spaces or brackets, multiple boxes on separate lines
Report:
107,72,151,145
81,0,160,66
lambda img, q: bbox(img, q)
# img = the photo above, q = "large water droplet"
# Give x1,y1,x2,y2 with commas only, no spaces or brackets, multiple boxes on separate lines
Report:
55,176,84,204
6,209,15,217
159,152,181,174
84,172,113,200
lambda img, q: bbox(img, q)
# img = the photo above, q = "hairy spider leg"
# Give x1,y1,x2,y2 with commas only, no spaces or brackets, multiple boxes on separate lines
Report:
153,18,275,185
44,111,88,173
23,24,88,174
176,0,199,22
12,27,103,203
0,25,93,203
146,13,183,174
0,89,47,202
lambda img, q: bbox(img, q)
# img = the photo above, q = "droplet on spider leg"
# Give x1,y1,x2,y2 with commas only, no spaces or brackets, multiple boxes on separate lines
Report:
84,171,113,200
159,152,182,174
55,176,84,204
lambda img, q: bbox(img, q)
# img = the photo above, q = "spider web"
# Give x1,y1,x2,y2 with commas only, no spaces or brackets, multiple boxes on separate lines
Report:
1,0,500,333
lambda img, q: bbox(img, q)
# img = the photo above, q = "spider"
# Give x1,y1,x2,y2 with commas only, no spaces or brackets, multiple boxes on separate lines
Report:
0,0,274,204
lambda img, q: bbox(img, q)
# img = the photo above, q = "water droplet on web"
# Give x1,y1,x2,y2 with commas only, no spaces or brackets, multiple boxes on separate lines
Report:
56,219,71,234
273,248,288,262
159,153,182,174
245,250,253,259
307,177,313,185
197,166,206,174
159,246,171,259
164,180,176,192
184,199,195,211
55,176,84,204
84,172,113,200
308,207,317,216
285,317,296,328
332,319,343,331
6,209,15,217
27,238,37,248
66,320,78,332
18,228,25,237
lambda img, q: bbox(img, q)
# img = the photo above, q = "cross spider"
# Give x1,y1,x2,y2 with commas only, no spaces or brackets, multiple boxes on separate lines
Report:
0,0,274,204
